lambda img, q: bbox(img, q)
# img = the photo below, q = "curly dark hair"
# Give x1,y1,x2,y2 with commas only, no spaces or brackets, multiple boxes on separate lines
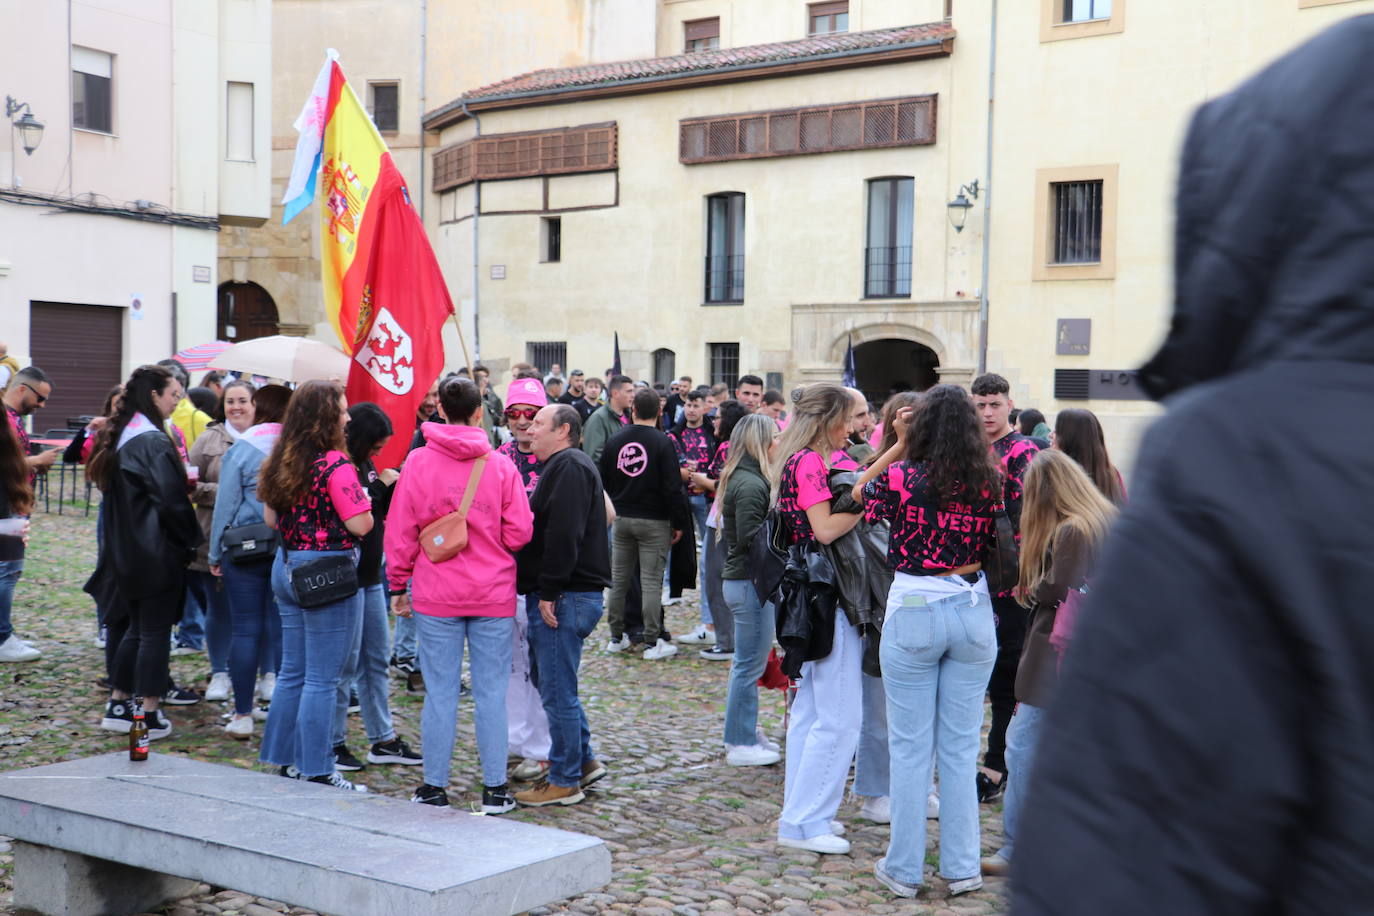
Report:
906,384,1002,503
714,399,750,444
258,380,347,512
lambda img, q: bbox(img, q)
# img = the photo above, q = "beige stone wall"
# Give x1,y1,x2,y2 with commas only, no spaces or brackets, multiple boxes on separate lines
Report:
656,0,948,56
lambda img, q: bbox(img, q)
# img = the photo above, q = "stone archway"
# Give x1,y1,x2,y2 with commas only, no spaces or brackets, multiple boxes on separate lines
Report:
217,281,279,342
826,322,945,403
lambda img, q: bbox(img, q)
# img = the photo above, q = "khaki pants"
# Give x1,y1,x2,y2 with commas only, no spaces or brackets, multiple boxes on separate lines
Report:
607,516,671,645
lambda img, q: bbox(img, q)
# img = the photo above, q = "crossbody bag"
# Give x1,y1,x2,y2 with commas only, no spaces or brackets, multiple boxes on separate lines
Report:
419,456,488,563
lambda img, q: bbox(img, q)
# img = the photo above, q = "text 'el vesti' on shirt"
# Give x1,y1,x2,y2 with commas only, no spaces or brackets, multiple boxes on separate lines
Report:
863,461,1000,576
516,446,611,601
275,450,371,552
597,425,691,530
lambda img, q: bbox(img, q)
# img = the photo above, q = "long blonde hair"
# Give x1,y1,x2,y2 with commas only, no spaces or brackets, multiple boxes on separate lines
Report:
716,413,778,542
1016,449,1117,606
770,382,851,500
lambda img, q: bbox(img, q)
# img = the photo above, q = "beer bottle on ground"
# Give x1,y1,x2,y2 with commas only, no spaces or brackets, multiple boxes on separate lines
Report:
129,698,149,761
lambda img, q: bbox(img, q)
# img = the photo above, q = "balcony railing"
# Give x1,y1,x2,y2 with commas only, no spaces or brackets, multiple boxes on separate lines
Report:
864,245,912,298
705,254,745,303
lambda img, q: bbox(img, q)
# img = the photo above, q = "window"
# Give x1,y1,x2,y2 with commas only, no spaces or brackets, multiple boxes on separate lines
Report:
1033,165,1118,281
653,349,676,387
708,343,740,390
369,82,399,132
72,47,112,133
705,193,745,304
433,122,618,192
945,0,954,18
541,217,561,263
526,341,567,376
226,82,254,161
1041,0,1124,41
684,18,720,52
865,178,914,298
808,1,849,35
1062,0,1111,21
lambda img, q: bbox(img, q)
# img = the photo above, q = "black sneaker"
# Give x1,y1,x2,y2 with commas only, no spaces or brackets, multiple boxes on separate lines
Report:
390,655,416,676
458,678,470,698
406,670,426,694
412,783,449,806
367,737,423,766
976,770,1006,804
278,765,303,779
100,698,134,734
145,708,173,740
308,770,368,792
348,691,361,714
482,783,517,815
163,684,201,706
333,743,365,771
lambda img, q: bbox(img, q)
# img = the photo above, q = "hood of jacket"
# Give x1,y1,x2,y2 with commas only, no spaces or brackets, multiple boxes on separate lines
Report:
420,422,492,461
1139,15,1374,400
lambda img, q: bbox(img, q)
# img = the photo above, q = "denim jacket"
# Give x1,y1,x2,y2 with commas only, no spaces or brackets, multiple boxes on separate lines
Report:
207,433,272,565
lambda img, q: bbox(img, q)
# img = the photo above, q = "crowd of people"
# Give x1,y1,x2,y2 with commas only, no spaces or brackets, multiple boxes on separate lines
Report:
0,348,1130,898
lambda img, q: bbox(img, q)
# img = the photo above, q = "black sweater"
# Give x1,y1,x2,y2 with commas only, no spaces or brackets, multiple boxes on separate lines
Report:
516,447,610,601
597,424,690,530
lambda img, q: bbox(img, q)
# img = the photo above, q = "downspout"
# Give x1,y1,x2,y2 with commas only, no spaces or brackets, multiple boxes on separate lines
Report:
418,0,426,221
977,0,997,375
460,99,480,362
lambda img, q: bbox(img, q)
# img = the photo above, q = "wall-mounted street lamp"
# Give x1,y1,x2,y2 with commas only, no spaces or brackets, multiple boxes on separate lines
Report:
947,179,982,233
6,96,45,156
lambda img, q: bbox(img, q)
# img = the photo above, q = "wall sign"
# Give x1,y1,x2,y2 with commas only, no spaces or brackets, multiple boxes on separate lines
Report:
490,265,506,280
192,265,212,283
1056,319,1091,355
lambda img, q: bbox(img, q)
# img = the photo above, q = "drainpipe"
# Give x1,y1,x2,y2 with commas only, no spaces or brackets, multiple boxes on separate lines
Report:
418,0,426,221
460,99,480,362
977,0,998,375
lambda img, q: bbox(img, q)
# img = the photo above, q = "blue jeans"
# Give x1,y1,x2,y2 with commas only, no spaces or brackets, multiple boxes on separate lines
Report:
881,584,997,885
995,701,1046,863
222,560,281,716
259,550,363,779
721,578,773,746
702,532,731,650
688,494,711,623
854,671,890,797
333,583,397,747
393,606,417,660
525,592,602,788
416,612,513,788
0,559,22,645
186,570,232,673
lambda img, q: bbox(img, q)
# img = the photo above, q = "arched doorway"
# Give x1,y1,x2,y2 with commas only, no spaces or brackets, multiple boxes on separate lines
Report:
853,337,939,403
217,282,279,342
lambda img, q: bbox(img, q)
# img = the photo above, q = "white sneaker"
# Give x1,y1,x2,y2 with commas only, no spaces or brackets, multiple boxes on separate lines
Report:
661,592,682,607
859,794,892,824
926,791,941,819
725,743,781,766
642,639,678,660
0,636,41,663
778,834,850,855
830,820,846,836
948,875,984,896
205,672,231,701
605,634,631,654
512,757,550,781
224,716,254,740
756,727,781,752
256,672,276,703
675,624,712,645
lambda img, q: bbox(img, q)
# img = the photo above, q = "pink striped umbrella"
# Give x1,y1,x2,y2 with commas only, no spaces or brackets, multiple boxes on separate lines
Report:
173,340,232,371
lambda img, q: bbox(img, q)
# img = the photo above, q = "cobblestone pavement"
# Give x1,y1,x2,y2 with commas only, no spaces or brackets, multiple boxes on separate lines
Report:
0,507,1010,915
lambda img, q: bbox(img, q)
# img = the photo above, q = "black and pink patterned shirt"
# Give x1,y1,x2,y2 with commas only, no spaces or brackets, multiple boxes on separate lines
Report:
864,461,998,575
775,448,832,545
672,425,714,471
707,440,731,481
990,432,1039,528
276,450,371,551
497,440,542,499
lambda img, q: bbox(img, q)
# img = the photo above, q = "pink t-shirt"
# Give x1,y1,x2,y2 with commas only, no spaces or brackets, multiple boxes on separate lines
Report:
775,449,831,544
278,449,371,551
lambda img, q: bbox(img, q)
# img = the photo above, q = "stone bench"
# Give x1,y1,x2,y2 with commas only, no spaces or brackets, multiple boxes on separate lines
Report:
0,752,610,916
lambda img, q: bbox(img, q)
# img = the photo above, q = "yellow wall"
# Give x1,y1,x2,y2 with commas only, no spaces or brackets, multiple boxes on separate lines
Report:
656,0,948,55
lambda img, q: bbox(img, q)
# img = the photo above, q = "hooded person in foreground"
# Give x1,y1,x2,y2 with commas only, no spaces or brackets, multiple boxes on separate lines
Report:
1012,15,1374,915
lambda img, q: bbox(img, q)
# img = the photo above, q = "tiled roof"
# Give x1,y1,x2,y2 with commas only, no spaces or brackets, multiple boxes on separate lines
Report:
426,21,954,125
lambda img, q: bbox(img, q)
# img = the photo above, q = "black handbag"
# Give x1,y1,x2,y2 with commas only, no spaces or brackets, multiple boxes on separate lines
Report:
289,553,358,609
221,523,278,564
983,501,1020,594
748,509,790,605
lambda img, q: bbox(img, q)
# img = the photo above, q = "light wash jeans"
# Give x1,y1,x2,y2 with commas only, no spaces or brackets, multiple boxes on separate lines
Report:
688,493,712,622
995,701,1046,863
183,570,232,673
854,671,890,797
416,612,513,789
332,583,396,747
721,578,774,745
0,558,22,645
881,580,997,886
779,613,864,841
526,592,602,788
259,549,363,779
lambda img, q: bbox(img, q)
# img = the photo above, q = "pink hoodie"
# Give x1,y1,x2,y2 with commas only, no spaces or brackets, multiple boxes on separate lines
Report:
384,423,534,617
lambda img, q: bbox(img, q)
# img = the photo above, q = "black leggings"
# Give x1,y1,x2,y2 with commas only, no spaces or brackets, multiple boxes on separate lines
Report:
111,584,184,700
983,595,1029,775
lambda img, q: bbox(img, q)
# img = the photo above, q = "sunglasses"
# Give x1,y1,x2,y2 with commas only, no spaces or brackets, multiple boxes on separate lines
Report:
504,407,539,421
21,383,47,405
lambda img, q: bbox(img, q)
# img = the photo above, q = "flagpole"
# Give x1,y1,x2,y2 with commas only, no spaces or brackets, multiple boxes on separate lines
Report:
449,312,472,372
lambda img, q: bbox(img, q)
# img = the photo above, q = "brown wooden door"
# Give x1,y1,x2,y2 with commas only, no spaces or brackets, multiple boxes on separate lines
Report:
217,282,279,342
28,301,124,427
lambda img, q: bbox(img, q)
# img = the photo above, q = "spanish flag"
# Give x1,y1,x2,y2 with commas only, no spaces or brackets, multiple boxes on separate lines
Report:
282,54,453,471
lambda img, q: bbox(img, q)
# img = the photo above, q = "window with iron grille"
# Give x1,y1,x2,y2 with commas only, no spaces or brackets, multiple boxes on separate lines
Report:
680,96,936,165
865,177,914,298
369,82,399,132
653,349,676,386
1051,180,1103,264
1061,0,1112,22
526,342,567,376
72,47,113,133
708,343,740,390
809,1,849,35
684,17,720,52
541,217,561,263
705,193,745,304
433,123,617,192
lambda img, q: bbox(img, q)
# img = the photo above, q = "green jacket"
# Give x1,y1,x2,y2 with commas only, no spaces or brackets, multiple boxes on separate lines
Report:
581,404,626,465
721,454,770,580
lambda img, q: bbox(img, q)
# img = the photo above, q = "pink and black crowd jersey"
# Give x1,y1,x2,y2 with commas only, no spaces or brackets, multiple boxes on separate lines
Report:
991,432,1039,523
277,450,371,551
864,462,999,575
775,449,831,545
497,440,542,499
671,425,713,494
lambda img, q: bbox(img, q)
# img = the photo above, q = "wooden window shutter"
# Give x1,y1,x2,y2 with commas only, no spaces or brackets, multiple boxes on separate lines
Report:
684,18,720,41
810,1,848,16
432,122,617,191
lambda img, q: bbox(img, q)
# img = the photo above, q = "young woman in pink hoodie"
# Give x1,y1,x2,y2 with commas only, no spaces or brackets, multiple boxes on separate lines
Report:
385,376,534,813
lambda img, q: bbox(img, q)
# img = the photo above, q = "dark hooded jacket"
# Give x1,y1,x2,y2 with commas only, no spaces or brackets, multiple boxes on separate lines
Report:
1013,16,1374,916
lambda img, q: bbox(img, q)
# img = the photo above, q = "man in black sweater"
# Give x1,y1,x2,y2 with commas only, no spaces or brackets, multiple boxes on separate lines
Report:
598,389,689,661
514,404,610,808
